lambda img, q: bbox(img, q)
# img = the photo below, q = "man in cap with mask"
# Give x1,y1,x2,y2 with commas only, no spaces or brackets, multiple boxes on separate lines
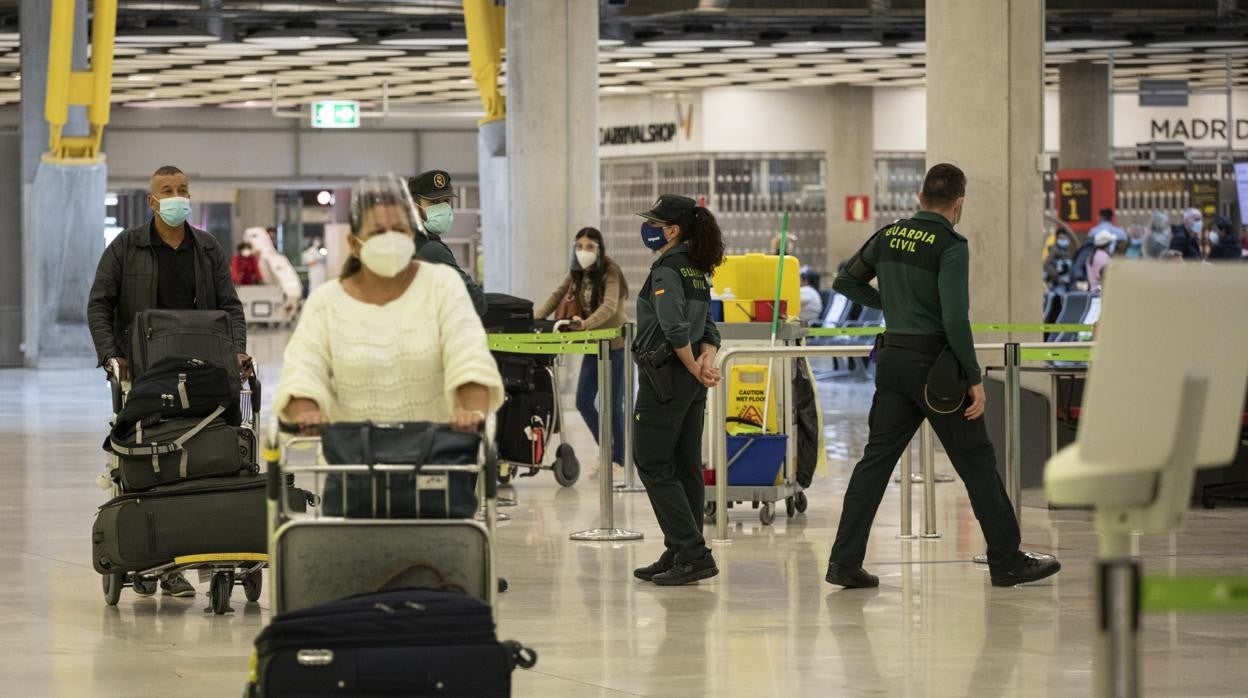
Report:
86,164,248,599
1170,208,1204,260
825,163,1061,590
408,170,487,316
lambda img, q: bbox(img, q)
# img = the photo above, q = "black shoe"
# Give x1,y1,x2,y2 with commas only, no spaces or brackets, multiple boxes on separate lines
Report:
825,563,879,588
652,554,718,586
991,552,1062,587
633,556,674,582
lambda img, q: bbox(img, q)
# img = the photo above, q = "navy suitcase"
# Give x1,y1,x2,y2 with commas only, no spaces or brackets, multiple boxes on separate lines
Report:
247,587,536,697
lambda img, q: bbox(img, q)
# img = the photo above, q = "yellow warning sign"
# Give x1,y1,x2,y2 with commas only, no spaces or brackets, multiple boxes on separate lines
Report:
728,364,778,432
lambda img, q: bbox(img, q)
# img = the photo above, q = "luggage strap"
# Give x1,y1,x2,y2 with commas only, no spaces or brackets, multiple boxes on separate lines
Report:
110,405,226,478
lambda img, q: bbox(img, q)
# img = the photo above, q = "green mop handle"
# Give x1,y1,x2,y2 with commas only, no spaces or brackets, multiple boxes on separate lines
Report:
771,211,790,334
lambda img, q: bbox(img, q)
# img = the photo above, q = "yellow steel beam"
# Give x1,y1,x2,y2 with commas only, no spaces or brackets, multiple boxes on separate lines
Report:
43,0,117,164
463,0,506,124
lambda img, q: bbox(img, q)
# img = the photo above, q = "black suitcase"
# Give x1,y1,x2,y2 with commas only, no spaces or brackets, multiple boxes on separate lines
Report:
248,587,536,697
92,473,270,574
481,293,533,334
108,415,255,492
128,309,241,391
496,389,554,465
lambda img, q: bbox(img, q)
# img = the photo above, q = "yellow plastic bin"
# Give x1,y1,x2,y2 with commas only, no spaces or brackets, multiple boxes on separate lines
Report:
712,254,800,319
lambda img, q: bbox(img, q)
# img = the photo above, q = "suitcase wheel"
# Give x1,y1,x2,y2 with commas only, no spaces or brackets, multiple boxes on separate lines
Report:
241,572,262,603
102,573,123,606
208,572,235,615
552,444,580,488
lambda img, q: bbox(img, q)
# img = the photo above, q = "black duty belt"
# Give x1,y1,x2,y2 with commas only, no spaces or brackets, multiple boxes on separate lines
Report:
880,333,948,356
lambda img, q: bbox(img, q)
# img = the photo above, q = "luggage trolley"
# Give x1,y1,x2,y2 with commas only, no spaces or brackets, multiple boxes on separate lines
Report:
99,359,269,614
492,323,580,487
265,422,502,614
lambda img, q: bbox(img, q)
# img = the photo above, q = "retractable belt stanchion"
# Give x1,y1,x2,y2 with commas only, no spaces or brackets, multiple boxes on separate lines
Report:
920,422,940,539
1003,342,1023,522
571,337,643,542
898,438,915,540
615,323,646,494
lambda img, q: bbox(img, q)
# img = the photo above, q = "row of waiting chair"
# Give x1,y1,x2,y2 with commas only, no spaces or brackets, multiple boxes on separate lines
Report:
808,290,884,379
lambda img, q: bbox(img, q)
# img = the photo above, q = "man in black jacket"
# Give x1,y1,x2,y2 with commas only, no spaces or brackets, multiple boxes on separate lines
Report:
408,170,487,316
86,165,248,597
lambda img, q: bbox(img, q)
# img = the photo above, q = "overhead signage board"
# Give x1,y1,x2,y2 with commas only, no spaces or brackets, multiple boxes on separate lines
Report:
311,100,360,129
1056,169,1117,234
1235,162,1248,226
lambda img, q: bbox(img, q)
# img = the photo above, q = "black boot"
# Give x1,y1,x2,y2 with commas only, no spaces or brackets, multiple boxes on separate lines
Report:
825,563,879,588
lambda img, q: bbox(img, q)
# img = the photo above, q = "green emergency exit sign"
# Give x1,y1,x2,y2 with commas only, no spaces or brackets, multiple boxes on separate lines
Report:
311,100,360,129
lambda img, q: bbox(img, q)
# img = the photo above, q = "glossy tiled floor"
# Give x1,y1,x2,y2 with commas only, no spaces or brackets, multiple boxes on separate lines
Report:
2,331,1247,697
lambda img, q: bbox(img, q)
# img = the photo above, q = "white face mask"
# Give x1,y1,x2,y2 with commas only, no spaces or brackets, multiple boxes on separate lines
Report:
357,230,415,278
575,249,598,269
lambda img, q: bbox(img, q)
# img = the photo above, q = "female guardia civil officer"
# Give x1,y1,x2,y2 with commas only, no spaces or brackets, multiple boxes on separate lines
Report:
631,194,725,586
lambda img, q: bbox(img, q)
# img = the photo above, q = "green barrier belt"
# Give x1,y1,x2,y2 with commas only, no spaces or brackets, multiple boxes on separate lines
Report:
808,323,1093,338
488,329,620,343
1142,576,1248,613
1019,347,1092,362
806,326,886,337
487,340,600,355
972,323,1094,333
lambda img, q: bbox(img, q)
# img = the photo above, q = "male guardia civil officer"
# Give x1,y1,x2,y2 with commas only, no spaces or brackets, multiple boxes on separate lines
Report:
825,163,1062,589
407,170,487,316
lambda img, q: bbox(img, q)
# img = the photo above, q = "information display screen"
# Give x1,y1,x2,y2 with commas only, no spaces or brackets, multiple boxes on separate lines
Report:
1235,162,1248,226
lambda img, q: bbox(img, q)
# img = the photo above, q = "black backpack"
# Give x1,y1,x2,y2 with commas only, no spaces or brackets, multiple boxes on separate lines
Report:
115,355,240,435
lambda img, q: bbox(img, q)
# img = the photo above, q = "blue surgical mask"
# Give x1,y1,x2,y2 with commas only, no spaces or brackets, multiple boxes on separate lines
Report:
1209,232,1220,246
1191,220,1203,234
641,222,667,251
421,202,454,235
156,196,191,227
1055,237,1070,249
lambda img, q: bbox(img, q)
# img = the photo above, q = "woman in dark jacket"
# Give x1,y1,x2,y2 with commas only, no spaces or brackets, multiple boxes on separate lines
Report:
1207,217,1245,261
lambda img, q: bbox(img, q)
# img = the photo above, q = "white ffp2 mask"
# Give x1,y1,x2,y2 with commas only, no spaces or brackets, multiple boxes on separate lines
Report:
357,231,415,278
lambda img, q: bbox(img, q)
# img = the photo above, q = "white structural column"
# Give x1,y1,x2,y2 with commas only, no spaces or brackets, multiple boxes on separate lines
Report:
926,0,1045,326
825,85,876,272
502,0,600,302
1060,62,1113,171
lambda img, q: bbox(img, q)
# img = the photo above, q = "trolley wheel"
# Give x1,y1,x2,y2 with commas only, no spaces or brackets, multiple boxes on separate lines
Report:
704,501,717,525
242,572,262,603
1202,496,1216,510
795,491,808,514
760,502,776,526
552,444,580,487
133,577,158,597
209,572,234,615
102,573,123,606
785,497,796,518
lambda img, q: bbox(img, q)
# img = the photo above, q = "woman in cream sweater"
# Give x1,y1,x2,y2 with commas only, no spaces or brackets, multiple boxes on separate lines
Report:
275,173,503,433
536,227,629,475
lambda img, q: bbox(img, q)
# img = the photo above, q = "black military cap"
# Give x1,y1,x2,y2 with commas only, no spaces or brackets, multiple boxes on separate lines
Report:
409,170,457,200
637,194,696,224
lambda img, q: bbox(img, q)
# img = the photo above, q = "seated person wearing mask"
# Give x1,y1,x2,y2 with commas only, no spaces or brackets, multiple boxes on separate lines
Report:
276,173,503,436
87,164,249,599
407,170,487,316
799,267,824,325
1043,229,1074,291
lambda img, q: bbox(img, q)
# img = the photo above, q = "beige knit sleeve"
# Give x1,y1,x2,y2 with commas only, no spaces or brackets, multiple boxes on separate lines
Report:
432,265,505,413
274,285,336,422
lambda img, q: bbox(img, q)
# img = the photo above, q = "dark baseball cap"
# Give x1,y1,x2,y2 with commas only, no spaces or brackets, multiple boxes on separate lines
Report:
638,194,696,224
409,170,457,200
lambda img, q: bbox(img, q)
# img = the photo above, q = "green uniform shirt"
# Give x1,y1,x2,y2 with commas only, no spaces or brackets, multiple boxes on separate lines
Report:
832,210,982,384
417,232,487,316
634,242,721,355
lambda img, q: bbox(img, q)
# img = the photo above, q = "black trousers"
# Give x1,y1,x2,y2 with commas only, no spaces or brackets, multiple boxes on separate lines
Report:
634,364,710,565
829,345,1023,575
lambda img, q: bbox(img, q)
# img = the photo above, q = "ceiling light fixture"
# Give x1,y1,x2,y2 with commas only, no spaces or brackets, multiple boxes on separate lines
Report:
380,22,468,48
245,22,357,48
773,27,879,50
643,25,752,49
116,18,218,45
1045,39,1132,50
1146,39,1248,49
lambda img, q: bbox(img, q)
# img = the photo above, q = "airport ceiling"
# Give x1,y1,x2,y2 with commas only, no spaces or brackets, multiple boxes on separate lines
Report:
0,1,1246,109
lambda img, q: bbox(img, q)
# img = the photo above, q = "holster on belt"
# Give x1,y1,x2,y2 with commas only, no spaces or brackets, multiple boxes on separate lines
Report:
637,344,675,403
